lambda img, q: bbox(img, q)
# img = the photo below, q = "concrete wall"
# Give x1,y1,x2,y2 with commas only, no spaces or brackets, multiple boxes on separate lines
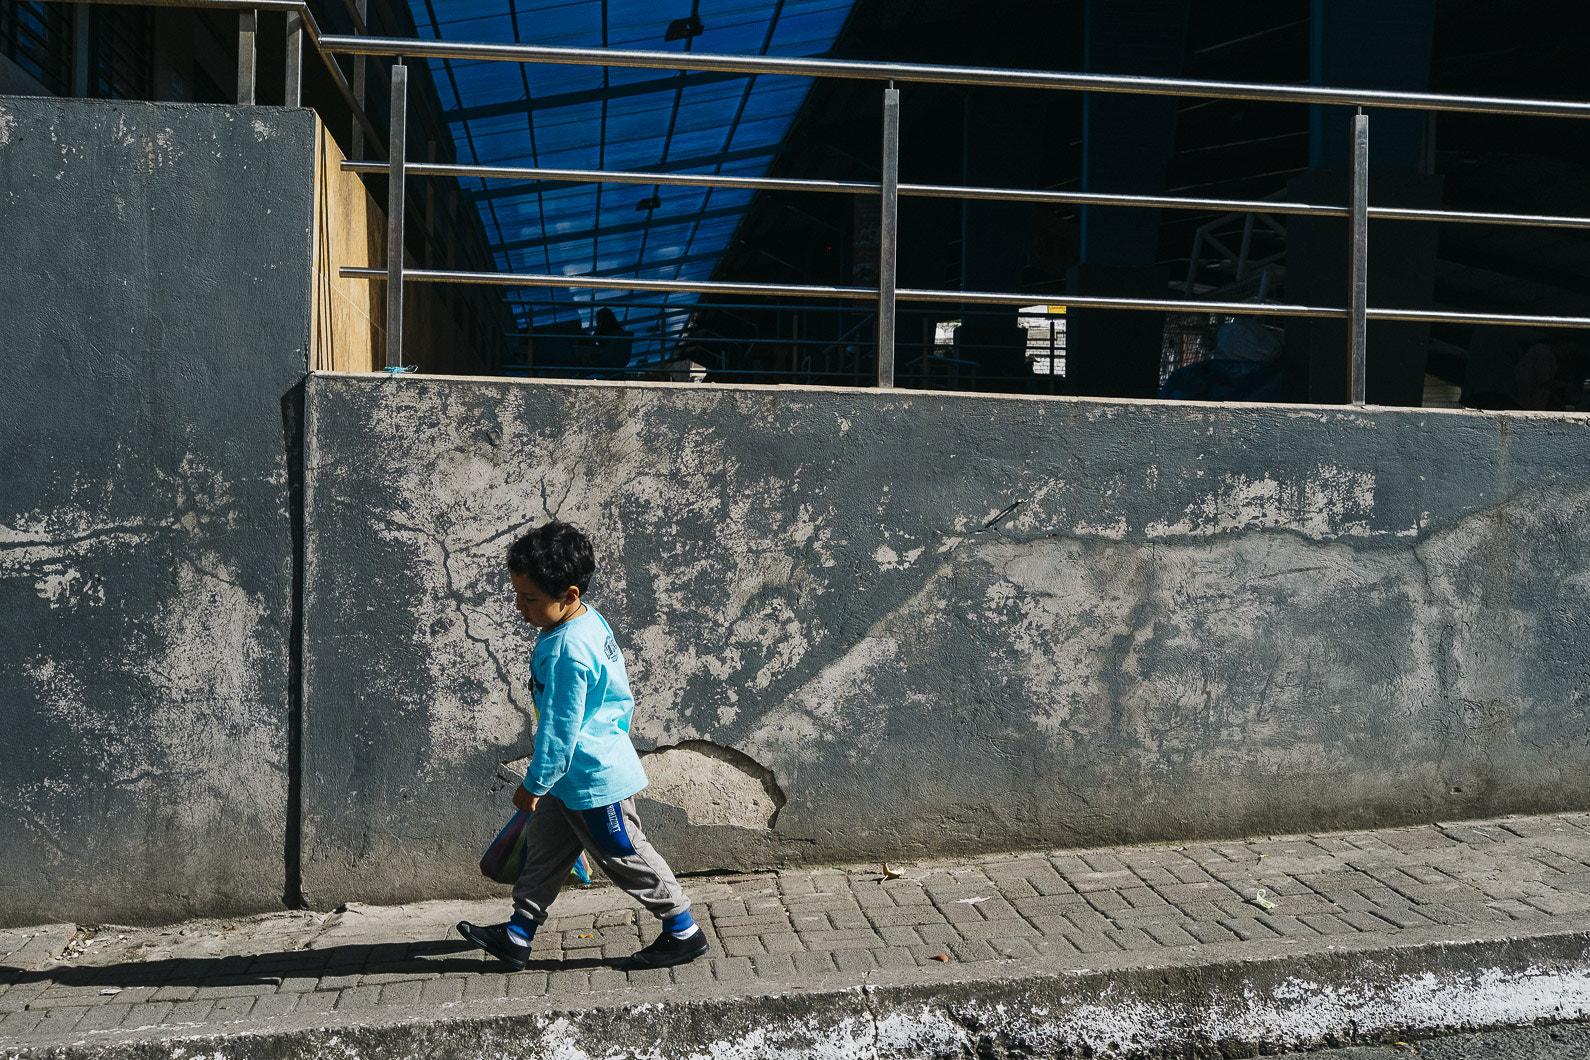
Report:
301,374,1590,907
5,101,1589,927
0,98,315,926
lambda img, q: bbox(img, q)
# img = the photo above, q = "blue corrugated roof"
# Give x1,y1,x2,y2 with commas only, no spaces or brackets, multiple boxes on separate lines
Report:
413,0,855,362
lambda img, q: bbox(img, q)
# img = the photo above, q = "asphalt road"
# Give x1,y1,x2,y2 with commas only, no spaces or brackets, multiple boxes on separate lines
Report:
1273,1022,1590,1058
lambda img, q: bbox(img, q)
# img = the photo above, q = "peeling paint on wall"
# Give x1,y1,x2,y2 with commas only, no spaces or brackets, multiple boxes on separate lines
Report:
0,98,314,927
1141,466,1378,539
301,376,1590,905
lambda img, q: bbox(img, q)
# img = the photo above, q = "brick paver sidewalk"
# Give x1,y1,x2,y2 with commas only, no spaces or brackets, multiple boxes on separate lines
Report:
6,812,1590,1056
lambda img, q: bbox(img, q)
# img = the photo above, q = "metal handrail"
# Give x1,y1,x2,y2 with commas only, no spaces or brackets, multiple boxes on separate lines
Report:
340,160,1590,231
319,34,1590,119
311,32,1590,396
500,299,1069,316
341,266,879,302
343,267,1590,331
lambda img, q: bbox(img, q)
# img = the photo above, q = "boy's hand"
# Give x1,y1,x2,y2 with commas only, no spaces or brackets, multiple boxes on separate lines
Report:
513,785,540,813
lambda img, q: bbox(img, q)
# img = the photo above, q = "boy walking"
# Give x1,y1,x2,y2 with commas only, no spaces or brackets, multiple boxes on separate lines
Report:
457,521,707,970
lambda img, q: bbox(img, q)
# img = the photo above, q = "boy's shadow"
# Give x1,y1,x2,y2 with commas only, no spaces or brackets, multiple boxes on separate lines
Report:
2,940,616,990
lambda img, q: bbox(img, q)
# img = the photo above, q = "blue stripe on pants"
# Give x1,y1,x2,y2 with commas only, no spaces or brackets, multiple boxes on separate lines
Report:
581,802,636,858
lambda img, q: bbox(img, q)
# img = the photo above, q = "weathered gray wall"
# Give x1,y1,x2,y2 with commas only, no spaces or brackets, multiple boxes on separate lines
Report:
4,96,1588,927
302,375,1590,907
0,98,315,926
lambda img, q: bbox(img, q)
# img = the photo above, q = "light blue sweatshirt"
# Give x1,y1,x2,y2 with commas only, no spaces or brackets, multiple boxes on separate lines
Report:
524,606,648,810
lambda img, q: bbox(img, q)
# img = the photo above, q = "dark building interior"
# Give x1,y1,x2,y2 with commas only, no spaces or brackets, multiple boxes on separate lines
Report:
703,0,1590,407
3,0,1587,408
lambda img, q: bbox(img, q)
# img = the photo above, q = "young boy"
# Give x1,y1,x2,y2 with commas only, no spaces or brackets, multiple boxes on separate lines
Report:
456,520,708,970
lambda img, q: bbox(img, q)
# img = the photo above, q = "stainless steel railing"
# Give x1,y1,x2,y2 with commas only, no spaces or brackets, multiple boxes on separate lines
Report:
321,33,1590,120
318,31,1590,396
42,2,1590,397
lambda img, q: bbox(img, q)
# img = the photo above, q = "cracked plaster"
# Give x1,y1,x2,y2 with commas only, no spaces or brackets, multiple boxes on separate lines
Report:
0,98,314,927
300,376,1590,908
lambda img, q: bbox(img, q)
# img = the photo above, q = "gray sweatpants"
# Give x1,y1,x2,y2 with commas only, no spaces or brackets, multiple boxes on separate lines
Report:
511,795,691,925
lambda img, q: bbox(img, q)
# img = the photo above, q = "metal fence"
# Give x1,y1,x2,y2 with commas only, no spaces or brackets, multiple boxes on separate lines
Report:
48,0,1590,401
321,28,1590,402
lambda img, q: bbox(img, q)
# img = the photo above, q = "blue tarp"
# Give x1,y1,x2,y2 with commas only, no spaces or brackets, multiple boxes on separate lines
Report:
413,0,855,363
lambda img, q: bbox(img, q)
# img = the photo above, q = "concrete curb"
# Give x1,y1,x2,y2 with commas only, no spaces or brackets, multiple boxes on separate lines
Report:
12,924,1590,1059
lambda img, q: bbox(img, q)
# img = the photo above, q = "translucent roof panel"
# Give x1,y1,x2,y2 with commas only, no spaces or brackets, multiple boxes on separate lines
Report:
413,0,857,364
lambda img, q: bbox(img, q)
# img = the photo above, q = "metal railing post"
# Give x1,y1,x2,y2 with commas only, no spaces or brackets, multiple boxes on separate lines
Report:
72,6,92,96
284,9,303,107
352,0,368,159
237,10,257,105
1349,110,1369,405
877,85,900,389
386,61,408,369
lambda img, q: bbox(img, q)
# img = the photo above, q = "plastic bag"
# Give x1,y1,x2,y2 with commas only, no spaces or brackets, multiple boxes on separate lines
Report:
479,809,591,885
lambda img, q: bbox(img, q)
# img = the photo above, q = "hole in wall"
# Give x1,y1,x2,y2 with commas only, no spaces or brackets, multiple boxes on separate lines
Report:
640,741,785,830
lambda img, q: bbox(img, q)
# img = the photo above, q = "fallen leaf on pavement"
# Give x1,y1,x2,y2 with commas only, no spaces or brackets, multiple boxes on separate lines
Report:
929,954,949,962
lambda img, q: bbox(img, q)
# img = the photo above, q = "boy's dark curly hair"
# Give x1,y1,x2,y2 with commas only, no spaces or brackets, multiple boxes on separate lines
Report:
506,521,596,597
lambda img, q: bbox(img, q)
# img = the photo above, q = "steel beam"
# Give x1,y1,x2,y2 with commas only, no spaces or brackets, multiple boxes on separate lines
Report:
386,62,408,368
877,86,899,388
1350,112,1369,406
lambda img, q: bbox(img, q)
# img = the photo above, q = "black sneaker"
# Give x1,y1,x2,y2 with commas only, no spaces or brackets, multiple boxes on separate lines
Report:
456,920,531,970
623,929,709,969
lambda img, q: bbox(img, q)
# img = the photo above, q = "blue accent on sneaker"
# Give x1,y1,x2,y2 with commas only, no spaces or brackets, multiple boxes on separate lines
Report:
663,910,695,936
581,802,637,858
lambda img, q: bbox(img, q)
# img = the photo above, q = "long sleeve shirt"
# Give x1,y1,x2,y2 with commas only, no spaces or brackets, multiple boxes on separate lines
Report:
523,606,648,810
